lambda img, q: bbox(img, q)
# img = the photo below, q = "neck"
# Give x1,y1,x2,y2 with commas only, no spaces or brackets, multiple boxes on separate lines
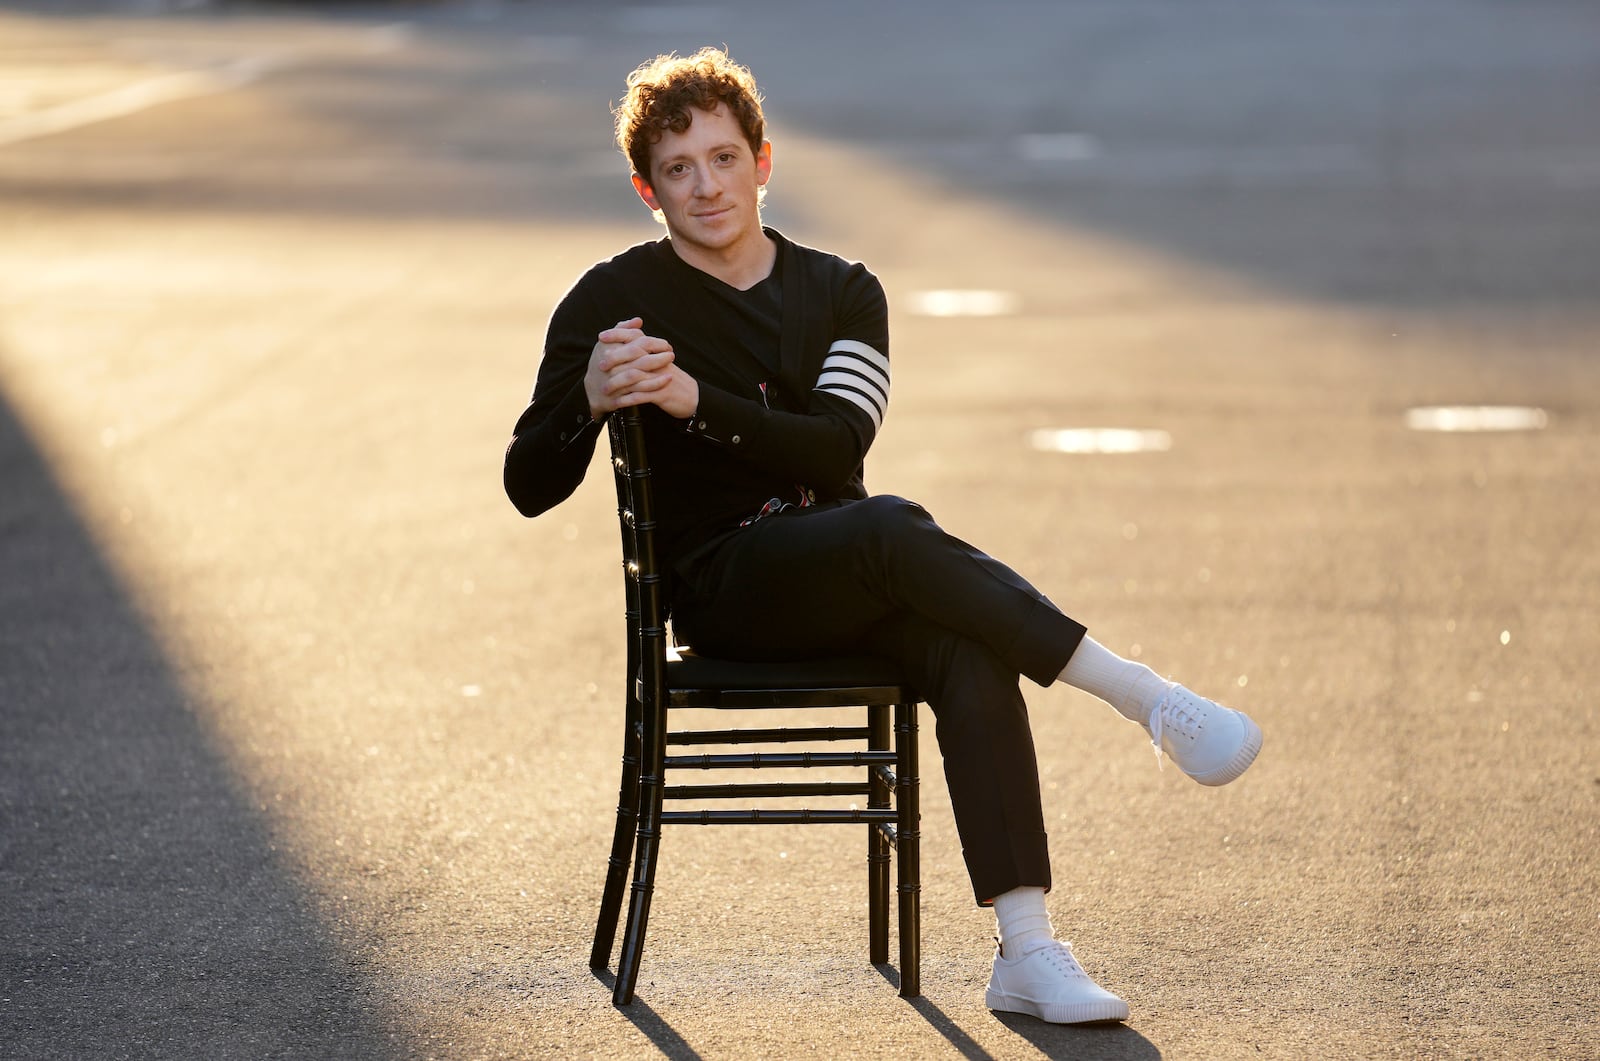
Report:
670,226,777,290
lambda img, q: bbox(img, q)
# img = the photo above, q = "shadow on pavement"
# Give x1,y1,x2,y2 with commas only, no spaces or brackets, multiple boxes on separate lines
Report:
590,968,704,1060
905,996,1000,1061
0,383,405,1059
990,1011,1163,1061
871,962,996,1060
871,963,1162,1060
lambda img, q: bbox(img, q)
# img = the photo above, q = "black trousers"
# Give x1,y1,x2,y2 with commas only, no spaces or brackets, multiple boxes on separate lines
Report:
671,495,1088,904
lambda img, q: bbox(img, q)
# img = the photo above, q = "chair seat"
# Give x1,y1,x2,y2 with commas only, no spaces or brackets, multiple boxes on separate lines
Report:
669,650,911,692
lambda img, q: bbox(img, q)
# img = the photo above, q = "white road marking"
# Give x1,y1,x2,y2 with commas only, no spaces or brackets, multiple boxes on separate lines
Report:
1029,428,1173,454
0,54,284,148
1404,406,1548,432
904,289,1021,317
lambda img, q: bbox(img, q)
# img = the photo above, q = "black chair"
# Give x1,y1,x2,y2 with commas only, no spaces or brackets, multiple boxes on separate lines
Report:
589,407,923,1006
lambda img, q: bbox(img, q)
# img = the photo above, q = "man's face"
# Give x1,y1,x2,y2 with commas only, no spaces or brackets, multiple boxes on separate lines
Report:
632,103,771,257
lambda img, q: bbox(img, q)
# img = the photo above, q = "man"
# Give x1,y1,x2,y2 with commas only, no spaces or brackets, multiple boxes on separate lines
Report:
504,47,1262,1025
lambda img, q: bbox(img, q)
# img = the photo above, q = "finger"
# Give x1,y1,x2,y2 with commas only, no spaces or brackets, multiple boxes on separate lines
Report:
605,365,667,397
627,371,671,393
599,345,673,376
632,349,675,371
597,342,653,370
597,317,646,342
619,336,672,356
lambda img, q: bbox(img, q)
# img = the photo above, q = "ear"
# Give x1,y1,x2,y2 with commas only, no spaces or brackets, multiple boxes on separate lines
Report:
755,140,773,186
631,172,660,211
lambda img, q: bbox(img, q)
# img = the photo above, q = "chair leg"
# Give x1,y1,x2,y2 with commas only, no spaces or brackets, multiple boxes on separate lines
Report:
612,735,665,1006
590,713,642,970
867,704,891,965
896,700,922,998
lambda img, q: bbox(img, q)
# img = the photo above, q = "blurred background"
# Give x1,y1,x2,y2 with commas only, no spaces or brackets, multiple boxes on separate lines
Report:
3,2,1597,1058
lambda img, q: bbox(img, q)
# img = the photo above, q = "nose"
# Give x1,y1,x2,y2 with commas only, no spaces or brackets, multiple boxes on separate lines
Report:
692,166,722,199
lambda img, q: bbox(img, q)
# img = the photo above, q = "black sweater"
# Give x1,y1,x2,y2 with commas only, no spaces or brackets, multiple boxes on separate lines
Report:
504,229,891,582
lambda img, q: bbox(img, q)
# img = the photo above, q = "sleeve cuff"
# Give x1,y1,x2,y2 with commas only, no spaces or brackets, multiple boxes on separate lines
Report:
682,383,762,449
554,386,599,450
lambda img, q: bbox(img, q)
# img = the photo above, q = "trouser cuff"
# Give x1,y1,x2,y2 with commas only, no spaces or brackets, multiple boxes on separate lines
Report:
968,830,1052,906
1009,597,1087,688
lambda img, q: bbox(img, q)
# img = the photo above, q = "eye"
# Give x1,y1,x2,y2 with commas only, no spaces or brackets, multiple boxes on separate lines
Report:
716,152,735,164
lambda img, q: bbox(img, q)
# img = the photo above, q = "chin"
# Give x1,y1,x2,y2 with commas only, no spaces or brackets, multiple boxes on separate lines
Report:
683,226,740,250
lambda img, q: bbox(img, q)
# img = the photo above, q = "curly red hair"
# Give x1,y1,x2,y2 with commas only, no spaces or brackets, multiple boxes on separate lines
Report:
614,47,766,180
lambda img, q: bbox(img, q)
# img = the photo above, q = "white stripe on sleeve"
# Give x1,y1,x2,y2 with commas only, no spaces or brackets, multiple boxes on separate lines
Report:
814,339,889,432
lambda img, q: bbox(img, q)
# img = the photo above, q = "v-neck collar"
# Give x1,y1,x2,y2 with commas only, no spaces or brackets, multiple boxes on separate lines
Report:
655,228,807,397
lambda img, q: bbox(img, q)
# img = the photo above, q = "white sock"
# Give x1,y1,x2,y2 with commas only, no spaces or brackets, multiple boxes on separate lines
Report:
1057,636,1173,727
992,885,1054,957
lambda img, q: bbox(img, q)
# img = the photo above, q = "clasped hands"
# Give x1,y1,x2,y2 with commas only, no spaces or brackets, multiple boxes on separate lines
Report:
584,317,699,420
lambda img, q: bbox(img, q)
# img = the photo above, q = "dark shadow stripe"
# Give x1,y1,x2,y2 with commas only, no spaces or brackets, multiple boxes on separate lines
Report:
0,380,408,1061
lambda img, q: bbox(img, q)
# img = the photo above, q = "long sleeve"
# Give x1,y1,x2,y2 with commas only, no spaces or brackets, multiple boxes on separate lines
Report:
503,280,607,517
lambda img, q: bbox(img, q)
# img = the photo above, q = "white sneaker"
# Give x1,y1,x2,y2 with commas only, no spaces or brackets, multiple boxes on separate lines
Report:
1149,685,1262,786
985,940,1130,1024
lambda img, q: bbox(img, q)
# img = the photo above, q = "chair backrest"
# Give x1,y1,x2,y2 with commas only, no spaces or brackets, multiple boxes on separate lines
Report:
596,415,922,1008
607,408,668,716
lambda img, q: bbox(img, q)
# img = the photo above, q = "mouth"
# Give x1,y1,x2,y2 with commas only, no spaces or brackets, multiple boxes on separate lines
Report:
693,206,732,221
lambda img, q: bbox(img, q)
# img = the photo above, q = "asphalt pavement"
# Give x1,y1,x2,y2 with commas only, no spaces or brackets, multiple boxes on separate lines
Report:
2,2,1597,1058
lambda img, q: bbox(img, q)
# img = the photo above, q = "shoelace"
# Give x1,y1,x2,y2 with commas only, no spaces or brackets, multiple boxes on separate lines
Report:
1147,686,1200,770
1038,941,1089,980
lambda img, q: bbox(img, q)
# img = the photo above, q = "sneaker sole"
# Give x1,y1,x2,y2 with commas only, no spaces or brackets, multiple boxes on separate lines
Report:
985,988,1130,1024
1189,714,1263,787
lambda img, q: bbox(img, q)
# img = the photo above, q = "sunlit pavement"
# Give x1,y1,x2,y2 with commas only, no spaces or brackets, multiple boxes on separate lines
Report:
2,3,1597,1058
